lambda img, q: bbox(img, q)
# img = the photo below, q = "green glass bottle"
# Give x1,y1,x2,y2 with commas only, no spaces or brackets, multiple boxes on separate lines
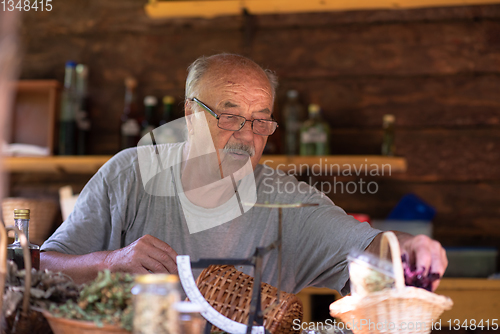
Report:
58,61,77,155
381,114,395,156
159,95,175,126
283,90,305,156
75,64,91,155
300,104,330,156
141,95,157,138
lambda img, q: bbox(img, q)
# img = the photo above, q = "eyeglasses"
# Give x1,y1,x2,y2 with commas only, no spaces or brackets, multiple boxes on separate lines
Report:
190,97,278,136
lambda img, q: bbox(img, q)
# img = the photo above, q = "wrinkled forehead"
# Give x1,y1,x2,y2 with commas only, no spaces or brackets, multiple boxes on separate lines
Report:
201,62,274,99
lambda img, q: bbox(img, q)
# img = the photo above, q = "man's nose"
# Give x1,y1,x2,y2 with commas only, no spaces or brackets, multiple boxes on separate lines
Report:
233,120,254,141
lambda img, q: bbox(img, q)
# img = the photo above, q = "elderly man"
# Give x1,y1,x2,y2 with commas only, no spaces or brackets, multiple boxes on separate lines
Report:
41,53,447,294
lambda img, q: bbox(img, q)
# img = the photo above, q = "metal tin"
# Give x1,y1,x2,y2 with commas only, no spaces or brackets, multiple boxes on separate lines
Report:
132,274,181,334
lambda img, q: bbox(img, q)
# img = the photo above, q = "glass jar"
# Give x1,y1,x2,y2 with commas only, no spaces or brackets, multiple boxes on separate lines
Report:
174,301,206,334
132,274,181,334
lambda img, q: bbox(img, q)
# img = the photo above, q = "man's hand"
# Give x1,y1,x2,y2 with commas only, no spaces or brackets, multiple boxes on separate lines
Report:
366,232,447,291
399,234,447,291
104,235,178,275
41,235,178,284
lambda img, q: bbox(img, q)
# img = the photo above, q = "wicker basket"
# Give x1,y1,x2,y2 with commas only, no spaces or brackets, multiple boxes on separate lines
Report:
196,265,303,334
2,197,58,245
329,232,453,334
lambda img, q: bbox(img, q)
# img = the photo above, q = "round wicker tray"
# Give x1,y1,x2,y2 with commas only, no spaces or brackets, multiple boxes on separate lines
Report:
196,265,303,334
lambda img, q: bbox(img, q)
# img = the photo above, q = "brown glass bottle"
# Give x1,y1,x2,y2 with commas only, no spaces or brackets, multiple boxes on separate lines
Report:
120,77,141,150
7,209,40,270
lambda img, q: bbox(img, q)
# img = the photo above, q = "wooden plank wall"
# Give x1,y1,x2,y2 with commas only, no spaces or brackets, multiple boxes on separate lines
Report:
11,1,500,263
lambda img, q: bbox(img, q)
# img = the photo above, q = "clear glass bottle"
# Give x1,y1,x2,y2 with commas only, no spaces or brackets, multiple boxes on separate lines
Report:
300,104,330,156
120,77,141,150
59,60,78,155
7,209,40,270
132,274,181,334
75,64,91,155
141,95,158,138
283,90,305,156
381,114,395,156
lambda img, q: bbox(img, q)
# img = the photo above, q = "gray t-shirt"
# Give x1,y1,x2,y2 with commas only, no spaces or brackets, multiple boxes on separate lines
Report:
42,143,380,294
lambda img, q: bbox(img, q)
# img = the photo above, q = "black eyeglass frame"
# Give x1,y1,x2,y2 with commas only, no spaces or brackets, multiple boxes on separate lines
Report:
190,97,278,136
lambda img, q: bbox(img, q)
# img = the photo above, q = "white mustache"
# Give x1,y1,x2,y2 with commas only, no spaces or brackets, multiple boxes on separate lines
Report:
223,142,255,157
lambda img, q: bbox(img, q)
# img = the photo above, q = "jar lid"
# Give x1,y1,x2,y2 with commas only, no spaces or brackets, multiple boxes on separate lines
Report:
173,301,205,313
135,273,179,284
13,209,30,220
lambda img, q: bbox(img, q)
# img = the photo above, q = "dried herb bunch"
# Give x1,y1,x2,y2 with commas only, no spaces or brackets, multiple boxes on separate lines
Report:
3,261,80,334
49,270,134,331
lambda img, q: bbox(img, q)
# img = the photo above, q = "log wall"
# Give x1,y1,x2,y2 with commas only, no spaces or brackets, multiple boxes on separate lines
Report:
10,1,500,266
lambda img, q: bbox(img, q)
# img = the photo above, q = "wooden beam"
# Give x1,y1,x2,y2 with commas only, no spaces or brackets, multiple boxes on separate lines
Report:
145,0,500,19
3,155,407,174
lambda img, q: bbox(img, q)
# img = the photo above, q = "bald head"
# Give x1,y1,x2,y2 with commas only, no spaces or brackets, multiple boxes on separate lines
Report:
185,53,278,103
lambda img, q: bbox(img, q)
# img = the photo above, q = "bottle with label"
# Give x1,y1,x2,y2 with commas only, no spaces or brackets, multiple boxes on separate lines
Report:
381,114,395,156
59,61,78,155
300,104,330,156
75,64,91,155
159,95,175,126
120,77,141,150
141,96,157,138
7,209,40,270
282,90,305,155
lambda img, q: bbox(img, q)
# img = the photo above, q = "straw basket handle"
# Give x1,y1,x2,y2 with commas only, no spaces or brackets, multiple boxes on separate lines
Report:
379,231,405,289
0,224,32,316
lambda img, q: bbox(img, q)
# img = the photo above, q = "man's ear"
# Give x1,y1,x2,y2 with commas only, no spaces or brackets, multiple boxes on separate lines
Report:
185,99,193,116
184,100,195,135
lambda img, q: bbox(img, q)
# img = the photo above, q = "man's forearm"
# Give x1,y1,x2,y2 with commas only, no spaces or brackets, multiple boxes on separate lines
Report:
365,230,413,255
40,251,111,284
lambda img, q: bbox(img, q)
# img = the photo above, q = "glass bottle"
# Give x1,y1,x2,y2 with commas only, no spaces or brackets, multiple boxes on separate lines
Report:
381,114,395,156
75,64,91,155
300,104,330,156
283,90,305,156
159,95,175,126
141,95,157,138
120,77,141,150
7,209,40,270
58,61,78,155
132,274,181,334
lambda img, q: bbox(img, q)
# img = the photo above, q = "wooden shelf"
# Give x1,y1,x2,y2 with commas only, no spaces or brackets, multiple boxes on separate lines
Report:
145,0,500,19
2,155,406,174
2,156,111,174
